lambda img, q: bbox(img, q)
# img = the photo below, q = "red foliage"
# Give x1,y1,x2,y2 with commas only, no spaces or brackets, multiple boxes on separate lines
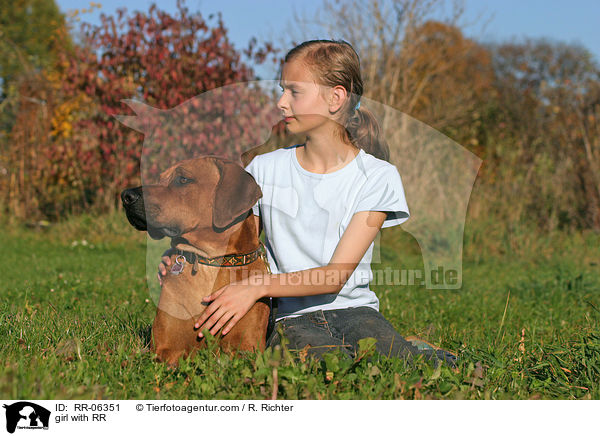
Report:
17,1,279,218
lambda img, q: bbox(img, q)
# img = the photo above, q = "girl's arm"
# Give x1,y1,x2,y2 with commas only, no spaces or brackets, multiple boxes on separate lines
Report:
195,210,387,337
254,210,386,298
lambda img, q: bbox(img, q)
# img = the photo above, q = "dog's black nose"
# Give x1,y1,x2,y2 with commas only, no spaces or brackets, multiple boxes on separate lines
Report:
121,188,141,206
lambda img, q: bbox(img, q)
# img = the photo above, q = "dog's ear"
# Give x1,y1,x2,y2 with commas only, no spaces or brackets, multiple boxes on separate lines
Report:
240,120,307,167
212,159,262,229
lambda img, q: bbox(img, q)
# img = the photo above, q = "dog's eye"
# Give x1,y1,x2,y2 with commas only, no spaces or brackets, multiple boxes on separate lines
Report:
175,176,192,185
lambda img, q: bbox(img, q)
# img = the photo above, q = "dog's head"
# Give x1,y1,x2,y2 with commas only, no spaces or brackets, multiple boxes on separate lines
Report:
121,156,261,240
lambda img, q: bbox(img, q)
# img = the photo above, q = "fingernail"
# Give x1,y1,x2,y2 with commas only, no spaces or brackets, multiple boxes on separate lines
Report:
198,333,203,337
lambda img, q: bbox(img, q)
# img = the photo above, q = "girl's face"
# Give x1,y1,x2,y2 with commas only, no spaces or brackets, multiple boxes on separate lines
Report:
277,59,337,135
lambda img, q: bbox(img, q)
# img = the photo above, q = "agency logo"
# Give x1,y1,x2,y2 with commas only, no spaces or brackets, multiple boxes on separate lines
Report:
116,80,482,317
3,402,50,433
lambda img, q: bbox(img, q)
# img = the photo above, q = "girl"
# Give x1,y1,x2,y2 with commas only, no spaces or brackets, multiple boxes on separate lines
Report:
159,39,456,366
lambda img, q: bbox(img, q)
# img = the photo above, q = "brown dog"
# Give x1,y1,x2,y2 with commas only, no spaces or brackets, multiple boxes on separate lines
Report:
121,156,270,366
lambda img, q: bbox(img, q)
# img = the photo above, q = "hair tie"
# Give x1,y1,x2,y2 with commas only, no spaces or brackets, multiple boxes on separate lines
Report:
354,101,361,111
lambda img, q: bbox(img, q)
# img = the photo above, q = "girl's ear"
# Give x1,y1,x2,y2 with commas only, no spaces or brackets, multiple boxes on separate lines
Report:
329,85,348,112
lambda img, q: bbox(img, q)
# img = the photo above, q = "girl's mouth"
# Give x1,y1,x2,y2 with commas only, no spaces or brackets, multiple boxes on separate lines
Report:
284,116,295,122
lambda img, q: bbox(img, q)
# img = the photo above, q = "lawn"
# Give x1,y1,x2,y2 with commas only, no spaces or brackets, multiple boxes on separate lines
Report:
1,212,599,399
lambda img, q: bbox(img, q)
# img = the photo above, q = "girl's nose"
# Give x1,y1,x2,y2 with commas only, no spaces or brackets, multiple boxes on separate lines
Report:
276,93,287,112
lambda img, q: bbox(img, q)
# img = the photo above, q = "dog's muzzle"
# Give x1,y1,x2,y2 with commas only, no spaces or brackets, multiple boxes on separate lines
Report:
121,187,147,231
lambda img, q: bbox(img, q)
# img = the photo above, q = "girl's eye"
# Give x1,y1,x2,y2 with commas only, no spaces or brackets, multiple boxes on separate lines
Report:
279,87,298,95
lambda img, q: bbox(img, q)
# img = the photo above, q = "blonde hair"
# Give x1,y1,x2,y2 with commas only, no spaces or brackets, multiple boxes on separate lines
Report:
283,39,390,161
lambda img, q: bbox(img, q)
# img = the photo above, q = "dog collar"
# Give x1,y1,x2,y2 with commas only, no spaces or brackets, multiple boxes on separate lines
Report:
177,248,260,267
171,240,271,274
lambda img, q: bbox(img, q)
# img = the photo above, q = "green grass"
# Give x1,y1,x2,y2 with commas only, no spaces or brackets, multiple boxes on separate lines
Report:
1,212,599,399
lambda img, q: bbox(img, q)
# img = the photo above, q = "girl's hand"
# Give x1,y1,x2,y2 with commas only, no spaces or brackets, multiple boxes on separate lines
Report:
157,248,175,285
194,277,264,338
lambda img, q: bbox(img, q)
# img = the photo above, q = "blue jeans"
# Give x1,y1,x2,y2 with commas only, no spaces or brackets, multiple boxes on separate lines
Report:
266,306,456,367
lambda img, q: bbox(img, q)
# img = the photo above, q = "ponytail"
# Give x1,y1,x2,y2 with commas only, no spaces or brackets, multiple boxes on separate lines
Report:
344,106,390,162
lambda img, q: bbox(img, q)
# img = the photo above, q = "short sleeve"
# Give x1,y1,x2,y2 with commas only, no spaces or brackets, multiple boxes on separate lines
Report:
355,165,410,228
244,157,261,216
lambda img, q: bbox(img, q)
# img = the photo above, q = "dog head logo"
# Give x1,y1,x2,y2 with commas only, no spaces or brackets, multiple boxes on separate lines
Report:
3,402,50,433
117,81,482,309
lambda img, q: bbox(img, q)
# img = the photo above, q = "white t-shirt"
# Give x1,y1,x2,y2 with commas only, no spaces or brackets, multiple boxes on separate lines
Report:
244,144,410,320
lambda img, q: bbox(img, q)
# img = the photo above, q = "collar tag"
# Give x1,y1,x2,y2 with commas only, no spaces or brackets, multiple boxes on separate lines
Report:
170,255,186,275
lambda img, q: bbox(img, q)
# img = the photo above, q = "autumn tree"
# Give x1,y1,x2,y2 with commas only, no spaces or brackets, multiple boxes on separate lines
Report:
2,1,277,220
0,0,69,100
291,0,493,147
483,39,600,229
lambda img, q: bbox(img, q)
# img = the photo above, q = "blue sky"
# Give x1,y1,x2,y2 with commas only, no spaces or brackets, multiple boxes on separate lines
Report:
57,0,600,79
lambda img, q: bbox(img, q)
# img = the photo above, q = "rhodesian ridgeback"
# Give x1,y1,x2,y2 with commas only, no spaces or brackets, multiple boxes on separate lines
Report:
121,156,270,366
